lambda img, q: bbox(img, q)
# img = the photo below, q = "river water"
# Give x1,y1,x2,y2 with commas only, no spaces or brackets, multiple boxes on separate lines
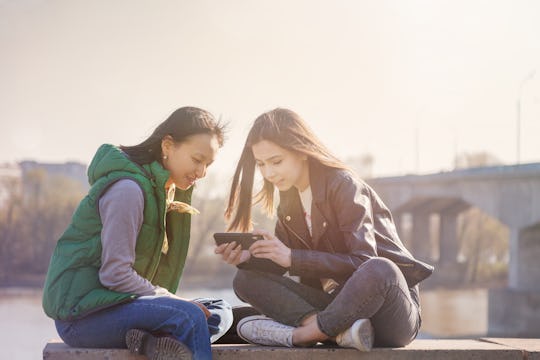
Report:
0,287,487,359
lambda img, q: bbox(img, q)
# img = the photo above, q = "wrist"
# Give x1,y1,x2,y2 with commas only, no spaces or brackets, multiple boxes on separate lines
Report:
286,249,292,268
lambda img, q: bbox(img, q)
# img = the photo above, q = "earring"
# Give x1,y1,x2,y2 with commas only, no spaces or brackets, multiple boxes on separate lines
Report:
163,155,168,160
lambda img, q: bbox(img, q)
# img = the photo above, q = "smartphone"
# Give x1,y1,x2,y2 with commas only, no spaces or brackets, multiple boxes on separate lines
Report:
213,232,264,250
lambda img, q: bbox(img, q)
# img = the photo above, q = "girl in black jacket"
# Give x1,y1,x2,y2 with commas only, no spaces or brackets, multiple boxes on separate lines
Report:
216,108,433,350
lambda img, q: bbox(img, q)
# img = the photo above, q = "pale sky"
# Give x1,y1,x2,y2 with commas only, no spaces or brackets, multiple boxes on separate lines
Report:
1,0,540,179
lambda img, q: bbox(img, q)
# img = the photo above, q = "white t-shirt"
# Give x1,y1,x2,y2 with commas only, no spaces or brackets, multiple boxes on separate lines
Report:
299,186,313,235
299,185,339,294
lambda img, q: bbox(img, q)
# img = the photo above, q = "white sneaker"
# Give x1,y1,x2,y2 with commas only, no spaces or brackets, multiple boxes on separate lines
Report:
335,318,374,351
237,315,294,347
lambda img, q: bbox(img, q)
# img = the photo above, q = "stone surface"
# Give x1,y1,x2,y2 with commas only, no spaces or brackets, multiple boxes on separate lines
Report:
43,338,540,360
43,340,144,360
482,338,540,360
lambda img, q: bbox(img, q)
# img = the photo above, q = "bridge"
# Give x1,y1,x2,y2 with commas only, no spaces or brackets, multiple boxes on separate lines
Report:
367,162,540,338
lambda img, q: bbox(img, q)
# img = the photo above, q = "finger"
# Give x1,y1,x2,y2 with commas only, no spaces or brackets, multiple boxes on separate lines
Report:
252,229,273,239
239,250,251,264
214,243,228,254
249,240,276,252
222,241,237,258
227,244,243,264
252,251,272,260
248,241,262,252
249,237,276,249
251,247,272,256
225,243,242,263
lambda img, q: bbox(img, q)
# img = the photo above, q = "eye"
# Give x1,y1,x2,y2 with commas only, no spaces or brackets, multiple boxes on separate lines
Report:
192,157,202,164
272,159,282,165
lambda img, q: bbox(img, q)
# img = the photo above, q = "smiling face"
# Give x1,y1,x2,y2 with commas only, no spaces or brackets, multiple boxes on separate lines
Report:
252,140,310,192
161,133,220,190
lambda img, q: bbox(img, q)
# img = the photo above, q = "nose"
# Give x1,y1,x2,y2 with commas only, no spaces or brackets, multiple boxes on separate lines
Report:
261,166,276,181
196,164,207,179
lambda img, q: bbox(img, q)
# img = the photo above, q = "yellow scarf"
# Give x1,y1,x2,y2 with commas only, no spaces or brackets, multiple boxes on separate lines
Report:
161,185,199,254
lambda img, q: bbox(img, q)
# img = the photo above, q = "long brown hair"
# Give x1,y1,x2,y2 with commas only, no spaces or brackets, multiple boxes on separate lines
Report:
225,108,350,231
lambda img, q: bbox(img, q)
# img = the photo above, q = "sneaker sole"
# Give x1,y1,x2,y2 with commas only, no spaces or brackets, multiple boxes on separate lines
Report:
126,329,193,360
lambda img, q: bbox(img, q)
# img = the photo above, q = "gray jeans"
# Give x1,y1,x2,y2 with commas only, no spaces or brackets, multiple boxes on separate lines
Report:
233,257,421,347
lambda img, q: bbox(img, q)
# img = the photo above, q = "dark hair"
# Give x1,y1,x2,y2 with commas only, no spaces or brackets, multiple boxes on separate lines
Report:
120,107,225,165
225,108,350,231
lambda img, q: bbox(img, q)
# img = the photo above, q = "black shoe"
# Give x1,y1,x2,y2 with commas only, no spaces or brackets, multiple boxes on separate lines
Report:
125,329,193,360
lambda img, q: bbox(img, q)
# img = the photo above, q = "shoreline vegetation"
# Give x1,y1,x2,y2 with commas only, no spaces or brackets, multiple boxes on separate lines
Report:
1,164,509,293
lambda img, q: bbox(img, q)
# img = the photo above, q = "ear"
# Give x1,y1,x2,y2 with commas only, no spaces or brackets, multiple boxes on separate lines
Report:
161,135,174,158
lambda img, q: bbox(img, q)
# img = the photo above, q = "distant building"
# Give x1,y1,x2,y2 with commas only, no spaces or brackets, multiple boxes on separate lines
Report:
0,163,22,204
18,160,88,189
0,161,89,206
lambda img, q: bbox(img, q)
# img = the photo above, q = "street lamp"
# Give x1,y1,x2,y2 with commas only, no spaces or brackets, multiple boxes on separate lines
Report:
517,70,536,164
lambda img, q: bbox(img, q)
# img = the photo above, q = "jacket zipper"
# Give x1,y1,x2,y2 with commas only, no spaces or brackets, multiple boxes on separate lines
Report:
281,217,336,252
282,221,312,250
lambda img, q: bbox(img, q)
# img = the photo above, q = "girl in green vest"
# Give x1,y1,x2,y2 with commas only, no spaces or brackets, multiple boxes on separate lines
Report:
43,107,229,360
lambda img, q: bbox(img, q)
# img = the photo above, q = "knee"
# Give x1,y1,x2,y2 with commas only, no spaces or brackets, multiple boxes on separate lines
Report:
355,257,401,283
187,300,208,322
233,269,262,301
162,300,210,342
233,269,253,293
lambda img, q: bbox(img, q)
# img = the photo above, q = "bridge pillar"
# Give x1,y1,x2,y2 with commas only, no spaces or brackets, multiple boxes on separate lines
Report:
439,211,459,265
489,223,540,337
411,212,432,262
394,213,412,249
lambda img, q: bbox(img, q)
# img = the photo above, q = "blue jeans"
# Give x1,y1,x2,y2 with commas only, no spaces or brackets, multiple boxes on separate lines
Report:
55,297,212,360
234,257,421,347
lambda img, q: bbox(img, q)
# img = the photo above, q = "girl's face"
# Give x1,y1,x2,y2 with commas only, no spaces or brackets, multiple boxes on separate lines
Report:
162,133,220,190
252,140,309,192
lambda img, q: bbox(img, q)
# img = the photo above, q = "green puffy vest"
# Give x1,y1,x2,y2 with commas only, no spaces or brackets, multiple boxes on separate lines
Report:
42,144,193,320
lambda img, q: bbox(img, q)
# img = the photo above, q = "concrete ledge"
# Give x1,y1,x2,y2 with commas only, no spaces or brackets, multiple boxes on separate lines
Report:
43,338,540,360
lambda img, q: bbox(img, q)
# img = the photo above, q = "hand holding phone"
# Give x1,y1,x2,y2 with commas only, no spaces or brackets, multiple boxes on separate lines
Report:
213,232,264,250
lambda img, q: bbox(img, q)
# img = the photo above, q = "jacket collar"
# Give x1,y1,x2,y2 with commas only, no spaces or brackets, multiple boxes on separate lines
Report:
278,158,332,248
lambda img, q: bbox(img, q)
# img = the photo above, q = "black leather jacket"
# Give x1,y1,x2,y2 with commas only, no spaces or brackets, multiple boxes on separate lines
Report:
241,159,434,289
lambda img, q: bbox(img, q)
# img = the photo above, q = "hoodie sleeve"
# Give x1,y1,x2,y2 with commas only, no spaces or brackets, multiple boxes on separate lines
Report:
98,179,172,296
